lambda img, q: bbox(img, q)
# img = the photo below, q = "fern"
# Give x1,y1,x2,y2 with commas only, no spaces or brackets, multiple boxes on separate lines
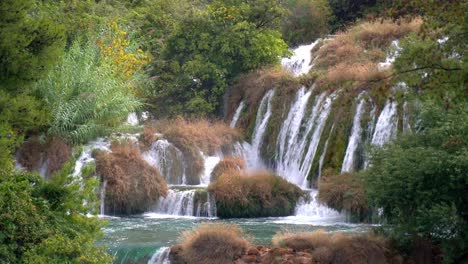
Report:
35,39,142,144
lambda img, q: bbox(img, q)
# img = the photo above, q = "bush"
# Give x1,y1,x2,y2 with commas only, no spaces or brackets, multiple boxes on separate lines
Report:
272,230,395,264
35,39,142,144
318,171,369,221
178,223,250,264
17,136,72,178
208,170,305,218
94,142,168,215
272,229,331,251
210,156,245,182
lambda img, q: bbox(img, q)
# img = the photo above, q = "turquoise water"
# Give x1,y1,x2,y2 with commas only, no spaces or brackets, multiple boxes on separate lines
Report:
100,215,373,263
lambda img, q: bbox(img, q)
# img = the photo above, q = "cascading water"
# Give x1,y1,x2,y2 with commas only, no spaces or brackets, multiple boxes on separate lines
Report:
318,125,334,179
281,39,322,77
294,191,344,220
143,139,187,185
148,247,170,264
371,100,399,146
275,91,334,187
100,180,107,216
244,89,275,169
230,101,245,128
149,188,216,217
341,97,366,173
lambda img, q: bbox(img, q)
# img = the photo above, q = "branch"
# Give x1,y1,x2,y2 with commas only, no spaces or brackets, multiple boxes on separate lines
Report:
363,64,462,83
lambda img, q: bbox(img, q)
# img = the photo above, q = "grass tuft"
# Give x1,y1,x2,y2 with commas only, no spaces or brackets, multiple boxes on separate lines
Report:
210,156,245,182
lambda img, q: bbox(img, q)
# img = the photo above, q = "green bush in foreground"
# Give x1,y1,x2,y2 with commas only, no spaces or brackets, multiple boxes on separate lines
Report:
209,170,305,218
0,162,112,263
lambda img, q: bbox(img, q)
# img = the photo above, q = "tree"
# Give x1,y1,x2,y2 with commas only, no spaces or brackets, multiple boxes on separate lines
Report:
0,0,65,91
0,162,112,263
150,0,289,116
365,102,468,263
282,0,332,46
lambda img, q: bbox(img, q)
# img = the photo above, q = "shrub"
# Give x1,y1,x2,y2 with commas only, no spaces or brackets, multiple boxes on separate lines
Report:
153,117,240,184
16,136,72,178
272,230,395,264
326,62,387,82
209,170,305,218
138,125,159,150
178,223,250,264
94,142,168,215
272,229,331,251
210,156,245,182
318,171,369,221
35,39,142,144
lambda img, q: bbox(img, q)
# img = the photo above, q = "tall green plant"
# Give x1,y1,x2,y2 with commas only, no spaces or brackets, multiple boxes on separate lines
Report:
36,40,142,144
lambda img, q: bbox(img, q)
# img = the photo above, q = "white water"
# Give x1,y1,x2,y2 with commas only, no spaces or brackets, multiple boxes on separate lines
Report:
294,191,344,220
127,112,139,126
371,100,399,146
378,40,401,71
200,153,222,185
281,39,322,76
148,247,170,264
245,89,275,168
230,101,245,128
275,92,333,188
318,125,334,179
341,97,366,173
143,140,187,185
152,189,196,216
100,180,107,215
73,138,110,178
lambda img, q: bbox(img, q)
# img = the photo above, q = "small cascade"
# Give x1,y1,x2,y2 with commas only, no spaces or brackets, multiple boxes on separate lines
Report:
294,191,344,220
100,180,107,215
371,100,399,146
246,89,275,168
341,97,366,173
281,39,322,76
200,152,222,185
127,112,139,126
151,188,216,217
148,247,170,264
73,138,110,178
275,92,333,187
153,189,196,216
230,101,245,128
143,140,186,185
318,125,334,179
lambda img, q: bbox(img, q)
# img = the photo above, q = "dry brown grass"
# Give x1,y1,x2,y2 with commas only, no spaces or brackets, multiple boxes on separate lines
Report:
209,170,305,218
152,117,241,184
350,19,422,49
326,62,389,83
318,171,368,216
16,136,72,177
138,125,159,150
272,230,396,264
272,229,332,251
210,156,245,182
315,34,364,68
179,223,250,264
94,141,168,215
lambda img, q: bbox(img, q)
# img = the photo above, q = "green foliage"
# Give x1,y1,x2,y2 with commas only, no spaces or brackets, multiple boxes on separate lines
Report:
150,0,289,116
327,0,380,31
0,164,112,263
364,101,468,263
35,39,142,144
0,0,65,91
282,0,332,46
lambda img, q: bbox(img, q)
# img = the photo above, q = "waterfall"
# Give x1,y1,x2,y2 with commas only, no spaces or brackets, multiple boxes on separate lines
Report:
72,138,110,179
100,180,107,215
294,191,344,220
150,189,216,217
230,101,245,128
276,87,313,172
341,97,366,173
152,189,196,216
281,39,322,76
127,112,139,126
318,125,334,179
371,100,399,146
143,140,187,185
275,92,333,187
245,89,275,168
148,247,170,264
200,153,222,185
